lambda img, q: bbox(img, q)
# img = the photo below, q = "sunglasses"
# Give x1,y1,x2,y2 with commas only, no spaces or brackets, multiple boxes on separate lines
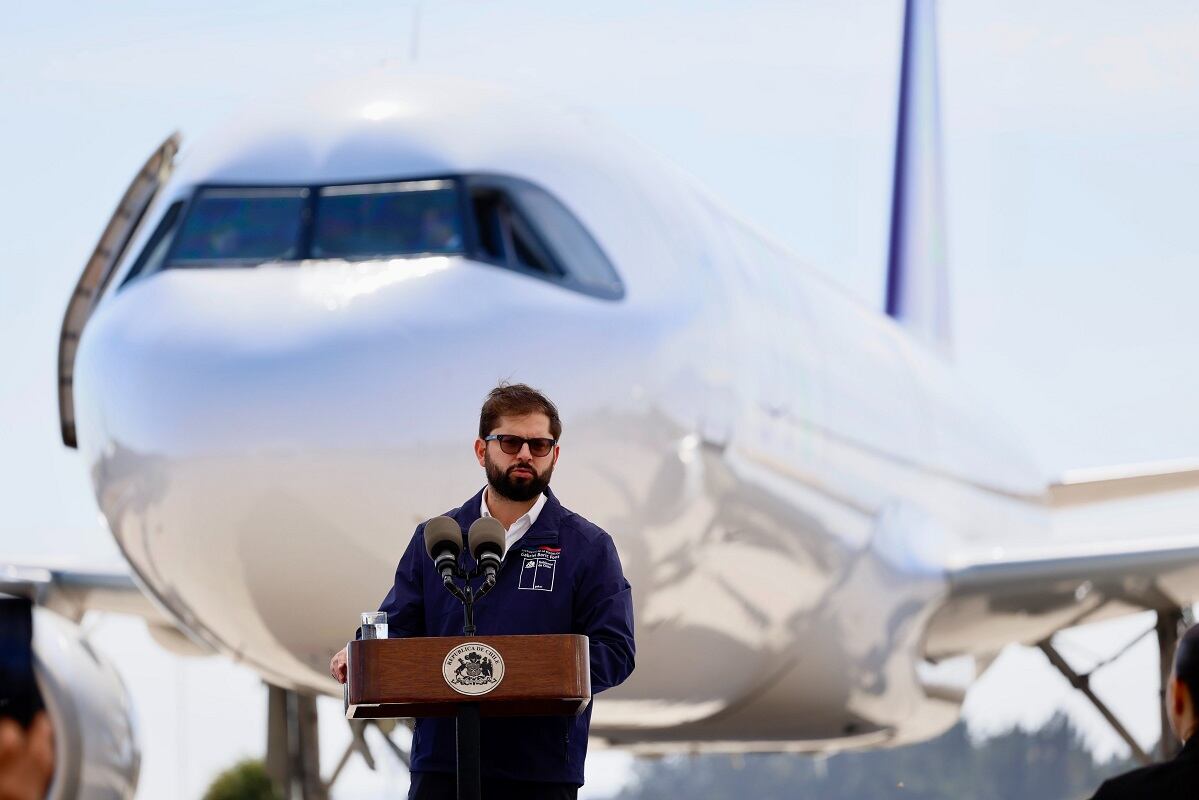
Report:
483,434,558,457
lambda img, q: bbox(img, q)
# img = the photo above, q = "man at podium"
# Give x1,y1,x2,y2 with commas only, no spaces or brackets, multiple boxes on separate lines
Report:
331,383,636,800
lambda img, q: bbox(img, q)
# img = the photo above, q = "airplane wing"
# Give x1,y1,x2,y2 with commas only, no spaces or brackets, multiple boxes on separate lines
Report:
924,459,1199,660
0,562,212,655
2,561,207,796
1048,458,1199,508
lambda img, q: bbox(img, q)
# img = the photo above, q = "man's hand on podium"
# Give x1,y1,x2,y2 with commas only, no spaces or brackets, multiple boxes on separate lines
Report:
330,647,348,684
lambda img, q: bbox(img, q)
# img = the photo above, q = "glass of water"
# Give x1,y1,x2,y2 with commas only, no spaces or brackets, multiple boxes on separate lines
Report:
361,611,388,640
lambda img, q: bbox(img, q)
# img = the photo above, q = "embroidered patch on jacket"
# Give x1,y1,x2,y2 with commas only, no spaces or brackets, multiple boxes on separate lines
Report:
518,546,560,591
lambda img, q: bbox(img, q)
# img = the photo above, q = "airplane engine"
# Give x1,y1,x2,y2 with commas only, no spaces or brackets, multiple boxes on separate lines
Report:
32,607,140,800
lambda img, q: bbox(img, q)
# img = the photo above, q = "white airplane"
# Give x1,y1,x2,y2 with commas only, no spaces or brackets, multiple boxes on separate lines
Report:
11,0,1199,796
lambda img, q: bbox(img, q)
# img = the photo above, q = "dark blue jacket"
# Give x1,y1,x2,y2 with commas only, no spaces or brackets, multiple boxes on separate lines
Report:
1090,735,1199,799
376,487,635,785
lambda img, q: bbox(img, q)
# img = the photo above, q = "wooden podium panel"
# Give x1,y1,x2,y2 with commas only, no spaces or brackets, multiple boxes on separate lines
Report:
345,634,591,719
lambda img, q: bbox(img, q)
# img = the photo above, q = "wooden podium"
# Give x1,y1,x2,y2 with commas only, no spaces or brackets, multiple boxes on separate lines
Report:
344,634,591,800
345,634,591,718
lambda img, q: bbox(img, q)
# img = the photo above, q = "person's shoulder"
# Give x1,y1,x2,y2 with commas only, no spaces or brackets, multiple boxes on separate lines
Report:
410,498,473,542
1091,757,1196,799
1090,768,1140,798
425,492,483,528
553,501,610,547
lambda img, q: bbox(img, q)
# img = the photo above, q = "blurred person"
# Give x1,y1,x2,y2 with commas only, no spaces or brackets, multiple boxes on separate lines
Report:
0,598,52,800
0,712,53,800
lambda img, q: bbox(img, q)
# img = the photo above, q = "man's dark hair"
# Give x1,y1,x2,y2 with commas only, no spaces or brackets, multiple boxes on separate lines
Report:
479,383,562,440
1175,623,1199,701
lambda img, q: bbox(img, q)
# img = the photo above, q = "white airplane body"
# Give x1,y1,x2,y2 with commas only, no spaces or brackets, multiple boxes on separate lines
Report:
16,3,1199,796
58,73,1165,736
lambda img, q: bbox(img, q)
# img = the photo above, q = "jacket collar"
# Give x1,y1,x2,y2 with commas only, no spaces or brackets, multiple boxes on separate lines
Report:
454,486,565,548
520,486,565,545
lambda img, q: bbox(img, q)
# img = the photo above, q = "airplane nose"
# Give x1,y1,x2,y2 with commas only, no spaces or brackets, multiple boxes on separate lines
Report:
69,254,638,689
75,256,489,455
71,256,513,684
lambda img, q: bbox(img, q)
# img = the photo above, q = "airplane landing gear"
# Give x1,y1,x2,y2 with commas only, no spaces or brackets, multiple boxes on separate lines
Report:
266,685,326,800
265,684,412,799
1038,607,1190,766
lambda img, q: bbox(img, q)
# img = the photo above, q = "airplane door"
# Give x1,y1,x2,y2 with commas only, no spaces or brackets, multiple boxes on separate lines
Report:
58,133,180,447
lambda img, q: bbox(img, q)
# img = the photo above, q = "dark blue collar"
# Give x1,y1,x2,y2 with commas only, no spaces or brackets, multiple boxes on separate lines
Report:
453,486,565,549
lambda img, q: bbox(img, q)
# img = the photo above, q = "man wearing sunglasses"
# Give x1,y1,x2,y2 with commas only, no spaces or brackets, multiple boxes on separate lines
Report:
330,383,635,800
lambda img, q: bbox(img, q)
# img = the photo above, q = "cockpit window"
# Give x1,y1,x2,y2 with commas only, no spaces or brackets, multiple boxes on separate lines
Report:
127,174,622,300
313,180,464,259
466,176,622,298
505,181,622,296
122,200,185,284
169,187,308,266
470,188,559,277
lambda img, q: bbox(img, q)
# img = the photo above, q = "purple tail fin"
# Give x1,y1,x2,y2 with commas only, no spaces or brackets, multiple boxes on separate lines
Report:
886,0,951,356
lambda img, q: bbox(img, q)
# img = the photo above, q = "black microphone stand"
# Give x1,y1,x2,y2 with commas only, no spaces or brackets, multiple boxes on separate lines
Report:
438,557,498,800
440,563,497,637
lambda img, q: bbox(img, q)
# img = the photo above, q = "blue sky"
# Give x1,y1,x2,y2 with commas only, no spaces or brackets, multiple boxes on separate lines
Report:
3,0,1199,796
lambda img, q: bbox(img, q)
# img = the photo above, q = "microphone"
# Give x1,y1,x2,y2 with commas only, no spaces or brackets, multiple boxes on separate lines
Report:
468,517,507,583
423,516,464,580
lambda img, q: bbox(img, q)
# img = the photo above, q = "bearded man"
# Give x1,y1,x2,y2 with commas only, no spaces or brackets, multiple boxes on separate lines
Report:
330,383,635,800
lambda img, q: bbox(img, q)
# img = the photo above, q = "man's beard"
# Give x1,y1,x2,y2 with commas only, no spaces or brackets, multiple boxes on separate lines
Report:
484,451,554,502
